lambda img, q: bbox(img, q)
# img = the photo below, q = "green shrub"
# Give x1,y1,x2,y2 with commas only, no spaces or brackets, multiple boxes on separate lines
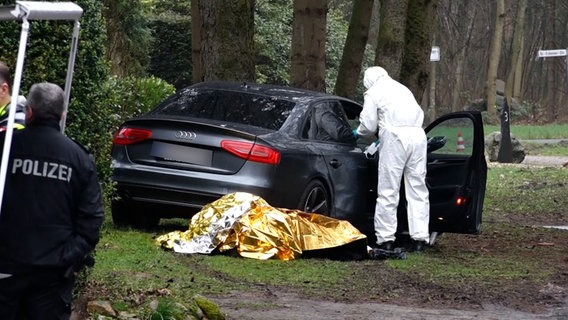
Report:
0,0,112,195
147,1,192,90
106,75,175,122
101,75,175,203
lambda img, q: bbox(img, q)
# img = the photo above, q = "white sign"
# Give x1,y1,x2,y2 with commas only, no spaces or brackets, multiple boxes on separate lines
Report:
430,46,440,62
537,49,567,58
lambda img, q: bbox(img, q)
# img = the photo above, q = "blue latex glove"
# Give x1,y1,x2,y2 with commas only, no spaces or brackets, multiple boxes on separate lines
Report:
352,129,358,140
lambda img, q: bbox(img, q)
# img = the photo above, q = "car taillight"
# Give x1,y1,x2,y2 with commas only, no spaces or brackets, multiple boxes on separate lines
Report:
456,197,466,206
221,140,280,165
113,127,152,145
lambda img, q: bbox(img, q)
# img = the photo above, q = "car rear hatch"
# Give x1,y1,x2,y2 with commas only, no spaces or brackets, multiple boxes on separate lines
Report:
113,118,280,174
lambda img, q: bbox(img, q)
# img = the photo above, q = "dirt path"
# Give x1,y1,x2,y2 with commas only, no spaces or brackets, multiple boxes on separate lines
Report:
521,155,568,167
214,291,568,320
213,158,568,320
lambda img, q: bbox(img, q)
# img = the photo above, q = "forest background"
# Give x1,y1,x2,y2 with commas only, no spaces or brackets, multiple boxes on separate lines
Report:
0,0,567,199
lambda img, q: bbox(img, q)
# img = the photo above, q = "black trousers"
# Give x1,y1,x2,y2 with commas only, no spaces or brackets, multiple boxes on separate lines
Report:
0,269,74,320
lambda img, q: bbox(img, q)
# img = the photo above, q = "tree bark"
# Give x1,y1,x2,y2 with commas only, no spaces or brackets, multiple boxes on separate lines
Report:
199,0,255,82
428,40,437,124
290,0,328,92
191,0,202,83
544,1,558,122
506,0,526,104
103,0,150,77
449,2,476,112
485,0,504,124
375,0,408,80
334,0,374,99
400,0,437,103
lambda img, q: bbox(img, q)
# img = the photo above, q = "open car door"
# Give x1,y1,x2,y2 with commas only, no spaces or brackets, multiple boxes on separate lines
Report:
424,111,487,234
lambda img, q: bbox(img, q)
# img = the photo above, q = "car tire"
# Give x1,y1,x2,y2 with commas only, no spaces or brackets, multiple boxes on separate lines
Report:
298,180,331,216
111,199,133,227
112,200,160,229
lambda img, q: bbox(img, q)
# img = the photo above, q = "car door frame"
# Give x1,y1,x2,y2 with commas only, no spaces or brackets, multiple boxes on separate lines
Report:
423,111,487,235
299,99,369,224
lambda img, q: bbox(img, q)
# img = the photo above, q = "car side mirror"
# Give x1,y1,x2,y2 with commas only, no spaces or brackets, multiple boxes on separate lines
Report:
427,136,446,153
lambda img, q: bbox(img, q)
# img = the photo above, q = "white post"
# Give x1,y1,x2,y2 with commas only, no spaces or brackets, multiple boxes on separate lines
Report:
0,19,30,217
60,19,81,133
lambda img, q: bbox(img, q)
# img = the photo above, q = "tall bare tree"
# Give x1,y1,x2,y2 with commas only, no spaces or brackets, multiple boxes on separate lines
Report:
198,0,255,81
447,2,476,112
505,0,526,105
290,0,328,91
428,34,437,123
485,0,504,124
543,1,560,122
334,0,374,99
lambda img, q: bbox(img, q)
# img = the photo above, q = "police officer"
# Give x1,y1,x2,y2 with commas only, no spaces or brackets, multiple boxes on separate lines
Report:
0,82,104,319
0,61,26,130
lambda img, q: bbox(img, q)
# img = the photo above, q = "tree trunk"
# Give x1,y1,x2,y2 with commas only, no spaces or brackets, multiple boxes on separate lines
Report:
199,0,255,82
505,0,526,105
334,0,374,99
103,0,150,77
485,0,504,125
428,40,437,124
545,1,559,122
375,0,408,80
450,2,476,112
290,0,328,92
191,0,202,83
400,0,437,102
512,37,524,99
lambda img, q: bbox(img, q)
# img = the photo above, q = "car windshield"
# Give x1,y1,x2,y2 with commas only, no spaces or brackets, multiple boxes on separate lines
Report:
150,88,296,131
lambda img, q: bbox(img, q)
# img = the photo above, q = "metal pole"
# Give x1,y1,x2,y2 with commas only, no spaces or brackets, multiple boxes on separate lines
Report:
0,19,30,217
60,19,81,134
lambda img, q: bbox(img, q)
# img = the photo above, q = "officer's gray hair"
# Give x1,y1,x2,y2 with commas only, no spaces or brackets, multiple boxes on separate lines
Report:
27,82,64,122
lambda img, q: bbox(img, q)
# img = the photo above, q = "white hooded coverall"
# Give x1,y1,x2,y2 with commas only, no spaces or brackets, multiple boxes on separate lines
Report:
355,66,430,245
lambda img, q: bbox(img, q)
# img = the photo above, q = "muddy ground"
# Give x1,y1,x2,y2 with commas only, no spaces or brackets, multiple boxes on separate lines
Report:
212,232,568,320
212,158,568,320
75,158,568,319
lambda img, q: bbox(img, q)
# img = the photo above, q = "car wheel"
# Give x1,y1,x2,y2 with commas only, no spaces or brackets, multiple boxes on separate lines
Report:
112,200,160,229
298,180,330,216
111,199,133,227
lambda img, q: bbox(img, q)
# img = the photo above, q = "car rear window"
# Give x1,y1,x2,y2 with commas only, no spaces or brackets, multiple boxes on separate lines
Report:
150,88,296,131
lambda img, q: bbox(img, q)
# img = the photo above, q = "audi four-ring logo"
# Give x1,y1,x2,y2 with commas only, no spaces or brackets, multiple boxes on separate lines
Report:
175,131,197,140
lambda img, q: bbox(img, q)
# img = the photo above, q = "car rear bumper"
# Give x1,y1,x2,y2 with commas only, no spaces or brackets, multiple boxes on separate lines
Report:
111,164,277,212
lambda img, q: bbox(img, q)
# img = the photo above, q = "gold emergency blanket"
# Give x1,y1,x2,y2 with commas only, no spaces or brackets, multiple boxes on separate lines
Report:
156,192,367,260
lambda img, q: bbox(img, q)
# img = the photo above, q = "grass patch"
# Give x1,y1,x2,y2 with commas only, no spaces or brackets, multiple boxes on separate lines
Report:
483,166,568,222
196,254,354,295
485,124,568,139
523,142,568,156
91,229,234,303
83,163,568,316
387,252,547,282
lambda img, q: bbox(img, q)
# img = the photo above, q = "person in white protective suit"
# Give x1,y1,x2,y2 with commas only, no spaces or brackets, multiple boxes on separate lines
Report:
354,66,430,253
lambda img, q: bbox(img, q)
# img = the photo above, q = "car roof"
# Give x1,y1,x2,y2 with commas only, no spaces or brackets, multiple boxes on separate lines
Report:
188,81,354,104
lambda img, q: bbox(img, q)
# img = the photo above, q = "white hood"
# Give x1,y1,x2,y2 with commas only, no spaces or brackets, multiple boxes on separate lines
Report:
363,66,389,90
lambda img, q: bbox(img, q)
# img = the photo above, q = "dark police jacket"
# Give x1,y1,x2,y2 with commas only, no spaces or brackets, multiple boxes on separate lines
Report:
0,120,104,274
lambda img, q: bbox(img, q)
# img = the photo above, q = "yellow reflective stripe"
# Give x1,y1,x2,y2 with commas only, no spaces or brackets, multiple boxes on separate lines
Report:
14,123,25,130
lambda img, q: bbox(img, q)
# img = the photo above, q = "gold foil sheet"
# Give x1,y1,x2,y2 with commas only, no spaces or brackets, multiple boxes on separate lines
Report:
156,192,367,260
